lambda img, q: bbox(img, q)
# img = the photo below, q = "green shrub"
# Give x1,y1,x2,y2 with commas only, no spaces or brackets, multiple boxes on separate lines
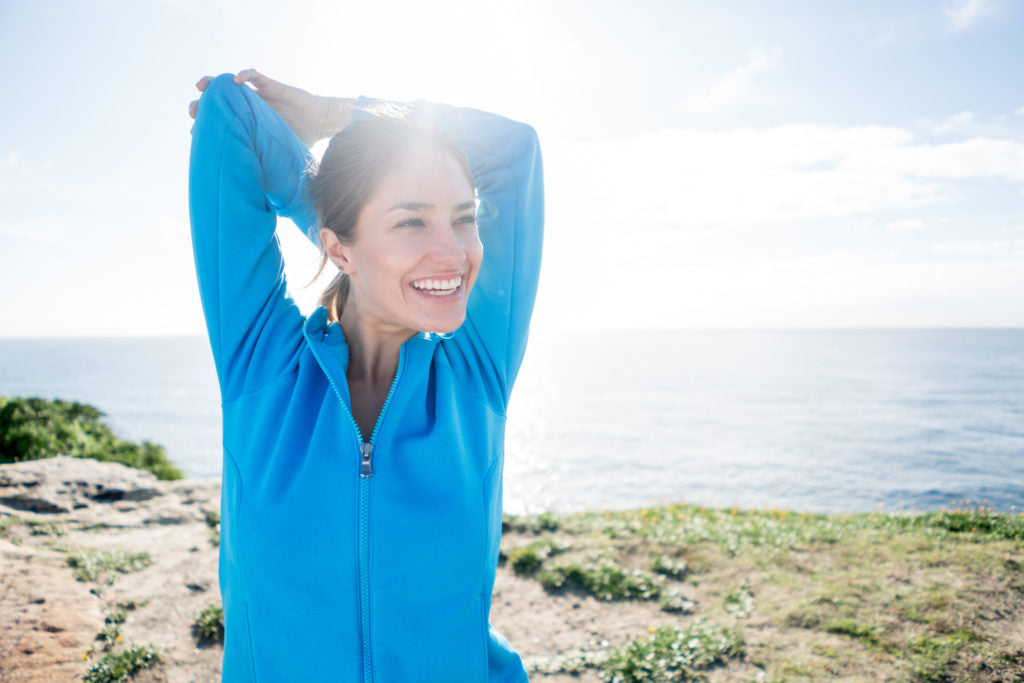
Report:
0,396,183,480
194,602,225,642
510,546,543,575
600,620,744,682
83,645,160,683
509,538,562,575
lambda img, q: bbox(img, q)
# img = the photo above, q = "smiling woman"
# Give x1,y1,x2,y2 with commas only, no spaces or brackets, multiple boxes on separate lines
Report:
312,116,483,342
187,70,543,682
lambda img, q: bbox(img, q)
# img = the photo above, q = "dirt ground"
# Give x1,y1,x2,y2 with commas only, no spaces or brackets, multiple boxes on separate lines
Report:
3,458,1022,682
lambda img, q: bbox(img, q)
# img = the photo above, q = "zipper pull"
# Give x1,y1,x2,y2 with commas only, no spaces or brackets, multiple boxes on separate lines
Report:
359,442,374,478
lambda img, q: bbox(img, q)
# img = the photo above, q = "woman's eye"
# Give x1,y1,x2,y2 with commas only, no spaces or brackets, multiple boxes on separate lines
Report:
397,218,426,228
455,214,477,225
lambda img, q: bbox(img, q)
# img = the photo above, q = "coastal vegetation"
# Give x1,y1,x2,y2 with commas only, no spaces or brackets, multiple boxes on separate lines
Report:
502,502,1024,681
0,395,184,480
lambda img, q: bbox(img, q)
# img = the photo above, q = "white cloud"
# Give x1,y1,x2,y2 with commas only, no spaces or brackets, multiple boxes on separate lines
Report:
546,125,1024,233
925,110,977,134
1015,105,1024,116
676,49,778,115
931,238,1024,256
944,0,995,32
886,218,927,232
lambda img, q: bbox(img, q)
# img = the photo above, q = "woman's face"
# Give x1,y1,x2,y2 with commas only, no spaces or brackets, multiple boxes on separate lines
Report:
335,144,481,336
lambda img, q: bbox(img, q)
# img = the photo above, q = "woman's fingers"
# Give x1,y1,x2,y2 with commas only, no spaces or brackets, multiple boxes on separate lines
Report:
234,68,273,91
195,75,213,92
188,99,198,120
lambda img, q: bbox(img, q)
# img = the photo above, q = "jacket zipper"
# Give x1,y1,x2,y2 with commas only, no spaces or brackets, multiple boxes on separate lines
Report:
307,332,407,683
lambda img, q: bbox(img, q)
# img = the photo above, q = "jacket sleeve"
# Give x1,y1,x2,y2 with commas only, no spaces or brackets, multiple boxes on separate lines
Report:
356,98,544,409
189,74,318,402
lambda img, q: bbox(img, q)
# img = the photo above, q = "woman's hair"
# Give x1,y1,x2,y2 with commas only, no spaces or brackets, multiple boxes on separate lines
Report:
311,116,474,322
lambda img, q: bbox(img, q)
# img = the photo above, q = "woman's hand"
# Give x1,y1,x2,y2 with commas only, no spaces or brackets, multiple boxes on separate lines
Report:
189,69,353,146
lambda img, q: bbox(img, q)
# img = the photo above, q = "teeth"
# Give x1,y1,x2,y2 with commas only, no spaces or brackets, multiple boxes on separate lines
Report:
413,276,462,291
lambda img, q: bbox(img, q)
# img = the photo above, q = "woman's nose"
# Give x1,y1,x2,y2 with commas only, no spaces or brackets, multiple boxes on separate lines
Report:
428,225,467,265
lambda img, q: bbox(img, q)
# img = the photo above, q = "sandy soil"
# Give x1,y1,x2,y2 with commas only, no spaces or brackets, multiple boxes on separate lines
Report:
1,457,698,682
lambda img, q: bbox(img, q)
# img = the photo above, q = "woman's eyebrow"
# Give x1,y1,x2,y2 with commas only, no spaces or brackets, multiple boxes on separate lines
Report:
386,201,432,212
386,201,477,212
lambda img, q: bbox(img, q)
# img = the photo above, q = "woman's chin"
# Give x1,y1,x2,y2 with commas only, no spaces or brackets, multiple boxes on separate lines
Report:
421,312,466,336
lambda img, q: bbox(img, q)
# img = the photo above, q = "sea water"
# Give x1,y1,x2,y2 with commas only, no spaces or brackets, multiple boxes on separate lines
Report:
1,329,1021,514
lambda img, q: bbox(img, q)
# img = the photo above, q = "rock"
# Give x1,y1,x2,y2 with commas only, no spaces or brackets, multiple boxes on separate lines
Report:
0,456,162,514
0,539,103,682
0,456,222,681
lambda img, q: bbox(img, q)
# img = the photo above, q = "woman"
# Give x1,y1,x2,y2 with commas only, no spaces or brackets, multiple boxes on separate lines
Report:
188,70,543,682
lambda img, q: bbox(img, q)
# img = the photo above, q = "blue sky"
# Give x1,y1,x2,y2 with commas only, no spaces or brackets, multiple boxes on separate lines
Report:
1,0,1022,336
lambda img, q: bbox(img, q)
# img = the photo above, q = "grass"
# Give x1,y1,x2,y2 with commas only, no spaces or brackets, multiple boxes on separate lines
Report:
0,513,66,544
82,645,160,683
64,546,152,584
502,500,1024,681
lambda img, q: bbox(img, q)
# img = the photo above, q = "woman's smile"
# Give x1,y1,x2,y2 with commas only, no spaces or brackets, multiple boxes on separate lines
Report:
410,274,465,298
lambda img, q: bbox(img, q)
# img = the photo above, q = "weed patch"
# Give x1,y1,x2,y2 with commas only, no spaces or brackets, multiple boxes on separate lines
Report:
96,609,127,650
194,602,224,642
658,586,696,614
509,538,562,575
599,620,743,682
539,561,661,601
724,582,755,618
83,645,160,683
65,547,151,584
650,553,688,579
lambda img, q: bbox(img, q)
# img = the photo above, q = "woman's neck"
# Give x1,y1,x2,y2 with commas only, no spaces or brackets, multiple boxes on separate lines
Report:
338,300,415,388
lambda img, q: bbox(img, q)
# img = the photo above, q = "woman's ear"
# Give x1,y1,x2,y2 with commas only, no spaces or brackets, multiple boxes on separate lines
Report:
320,228,355,274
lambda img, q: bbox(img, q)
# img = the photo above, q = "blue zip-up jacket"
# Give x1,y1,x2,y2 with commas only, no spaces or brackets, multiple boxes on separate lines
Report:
189,75,543,682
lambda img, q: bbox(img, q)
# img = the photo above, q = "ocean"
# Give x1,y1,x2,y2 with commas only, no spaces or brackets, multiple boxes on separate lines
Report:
1,329,1022,515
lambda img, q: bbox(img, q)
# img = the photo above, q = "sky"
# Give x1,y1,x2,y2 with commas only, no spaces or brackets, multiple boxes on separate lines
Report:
1,0,1022,336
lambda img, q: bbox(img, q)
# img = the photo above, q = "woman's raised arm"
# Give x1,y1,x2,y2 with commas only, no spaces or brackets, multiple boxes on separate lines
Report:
190,72,544,408
188,73,320,401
